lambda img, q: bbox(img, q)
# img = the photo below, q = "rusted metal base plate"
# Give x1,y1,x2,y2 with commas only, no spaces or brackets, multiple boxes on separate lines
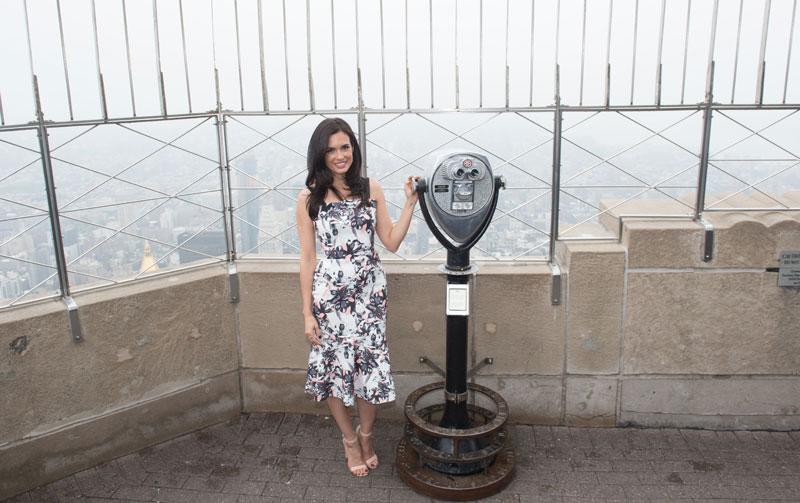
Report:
395,437,515,501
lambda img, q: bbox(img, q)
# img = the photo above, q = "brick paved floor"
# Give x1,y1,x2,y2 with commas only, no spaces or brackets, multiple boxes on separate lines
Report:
6,413,800,502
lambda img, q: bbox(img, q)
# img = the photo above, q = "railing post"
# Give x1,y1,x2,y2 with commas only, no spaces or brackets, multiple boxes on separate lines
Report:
357,68,367,177
34,76,82,341
214,69,239,302
695,61,715,262
549,66,562,305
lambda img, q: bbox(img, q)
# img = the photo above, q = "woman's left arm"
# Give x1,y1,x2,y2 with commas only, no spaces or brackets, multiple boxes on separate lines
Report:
373,177,419,253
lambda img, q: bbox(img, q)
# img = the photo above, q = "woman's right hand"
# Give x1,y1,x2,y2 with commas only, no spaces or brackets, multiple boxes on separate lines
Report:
304,314,321,346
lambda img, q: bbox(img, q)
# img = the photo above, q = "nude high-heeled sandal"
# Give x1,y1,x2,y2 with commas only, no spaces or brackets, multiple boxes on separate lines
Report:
342,434,369,477
356,425,378,470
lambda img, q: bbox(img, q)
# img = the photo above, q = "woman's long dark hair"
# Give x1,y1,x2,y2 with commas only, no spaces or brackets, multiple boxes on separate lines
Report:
305,118,368,219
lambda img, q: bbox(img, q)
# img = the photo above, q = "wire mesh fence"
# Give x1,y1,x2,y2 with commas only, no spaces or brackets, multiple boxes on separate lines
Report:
1,0,799,309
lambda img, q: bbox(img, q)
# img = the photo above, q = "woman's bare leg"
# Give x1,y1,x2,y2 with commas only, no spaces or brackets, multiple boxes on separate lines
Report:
327,397,367,476
355,398,377,463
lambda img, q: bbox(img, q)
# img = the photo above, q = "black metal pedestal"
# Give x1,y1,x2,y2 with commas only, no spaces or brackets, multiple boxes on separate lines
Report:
396,250,515,500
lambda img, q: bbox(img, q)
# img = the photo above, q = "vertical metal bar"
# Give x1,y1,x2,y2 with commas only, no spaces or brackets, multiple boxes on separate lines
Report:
214,70,233,264
357,69,367,177
555,0,560,89
33,77,73,313
549,66,561,263
222,113,236,261
579,0,587,106
731,0,744,103
429,0,434,109
680,0,691,104
529,0,535,107
785,0,797,104
234,0,244,111
0,90,4,126
553,0,561,94
756,0,772,105
211,0,218,102
91,0,109,120
456,0,460,109
505,0,511,109
23,0,35,87
380,0,386,108
479,0,484,108
330,0,337,109
257,0,269,111
354,0,361,72
282,0,291,109
122,0,137,116
55,0,74,120
706,0,719,91
655,0,666,107
630,0,639,105
152,0,166,116
604,0,613,108
695,62,714,220
306,0,315,110
405,0,410,109
178,0,193,113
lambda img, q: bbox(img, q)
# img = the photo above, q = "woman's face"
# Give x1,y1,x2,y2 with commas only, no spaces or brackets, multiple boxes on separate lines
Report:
325,130,353,177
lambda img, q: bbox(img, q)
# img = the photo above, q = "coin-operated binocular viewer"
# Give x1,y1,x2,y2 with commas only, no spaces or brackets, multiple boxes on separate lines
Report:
396,153,515,501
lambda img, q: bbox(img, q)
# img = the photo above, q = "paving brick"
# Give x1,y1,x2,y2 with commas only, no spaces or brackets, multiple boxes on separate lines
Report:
288,470,330,486
142,472,190,488
221,479,267,495
236,496,281,503
110,485,159,501
151,487,240,503
183,475,227,491
345,486,390,501
262,481,307,499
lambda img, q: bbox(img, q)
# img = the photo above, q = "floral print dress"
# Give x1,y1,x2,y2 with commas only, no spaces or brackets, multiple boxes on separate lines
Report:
304,197,396,406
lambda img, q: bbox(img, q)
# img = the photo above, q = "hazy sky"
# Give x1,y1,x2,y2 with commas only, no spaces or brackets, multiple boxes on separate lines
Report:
0,0,797,125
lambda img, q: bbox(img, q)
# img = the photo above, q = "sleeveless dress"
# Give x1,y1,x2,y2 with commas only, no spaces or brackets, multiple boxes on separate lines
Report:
304,196,396,407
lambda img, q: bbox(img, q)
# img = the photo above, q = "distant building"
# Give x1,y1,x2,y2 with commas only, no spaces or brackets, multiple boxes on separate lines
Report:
237,155,261,255
176,231,227,264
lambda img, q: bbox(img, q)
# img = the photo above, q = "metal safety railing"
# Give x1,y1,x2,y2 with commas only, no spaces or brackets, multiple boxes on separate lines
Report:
1,0,799,317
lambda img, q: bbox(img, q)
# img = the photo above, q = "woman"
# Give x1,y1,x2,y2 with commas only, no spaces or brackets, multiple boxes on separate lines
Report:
296,118,418,477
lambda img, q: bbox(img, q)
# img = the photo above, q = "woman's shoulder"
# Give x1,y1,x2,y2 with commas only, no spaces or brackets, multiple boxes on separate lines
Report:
367,177,383,195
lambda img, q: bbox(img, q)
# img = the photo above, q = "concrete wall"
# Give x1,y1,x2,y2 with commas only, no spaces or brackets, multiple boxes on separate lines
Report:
1,209,799,498
0,267,240,499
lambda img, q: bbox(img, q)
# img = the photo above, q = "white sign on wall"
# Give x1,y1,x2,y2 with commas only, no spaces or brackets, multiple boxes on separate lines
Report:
778,251,800,288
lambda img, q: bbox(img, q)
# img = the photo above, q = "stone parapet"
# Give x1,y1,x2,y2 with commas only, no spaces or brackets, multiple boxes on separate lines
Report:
559,242,626,375
623,270,800,375
0,266,238,445
620,377,800,430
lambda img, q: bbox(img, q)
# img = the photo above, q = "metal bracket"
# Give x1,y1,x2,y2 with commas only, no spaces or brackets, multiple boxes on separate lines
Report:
64,296,83,342
228,262,240,303
549,262,562,305
444,390,468,404
699,218,714,262
419,356,445,377
467,357,494,378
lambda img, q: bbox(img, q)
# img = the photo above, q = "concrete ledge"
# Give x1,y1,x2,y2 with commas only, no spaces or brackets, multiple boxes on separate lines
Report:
0,266,238,444
620,377,800,430
704,211,800,268
622,219,705,269
0,371,240,500
561,242,625,374
623,271,800,375
242,369,566,425
565,376,618,427
475,376,562,425
241,368,440,420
